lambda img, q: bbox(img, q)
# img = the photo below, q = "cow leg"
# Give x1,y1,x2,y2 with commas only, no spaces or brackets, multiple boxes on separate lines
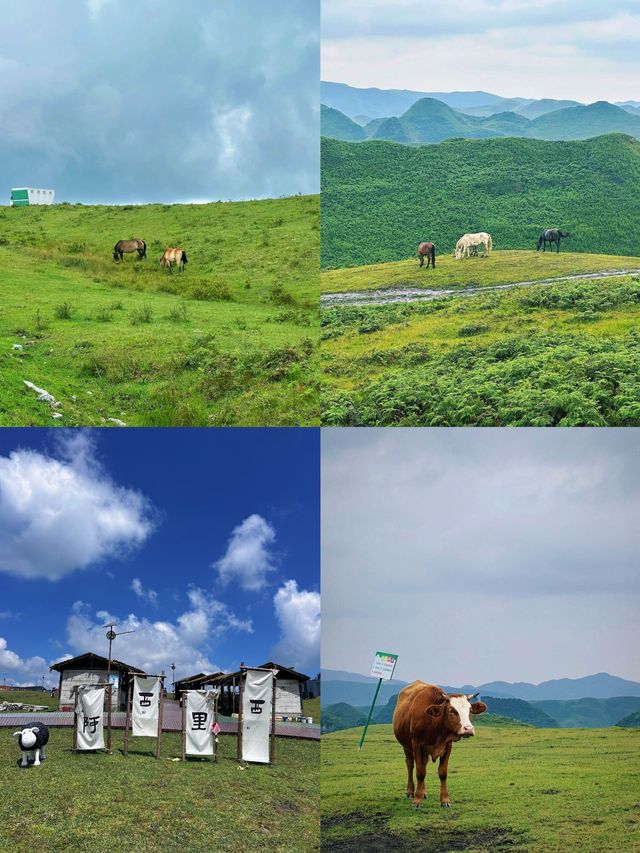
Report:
403,747,415,798
438,743,453,807
413,744,428,806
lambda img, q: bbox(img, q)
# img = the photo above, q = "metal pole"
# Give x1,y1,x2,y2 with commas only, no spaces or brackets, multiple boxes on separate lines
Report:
358,678,383,750
107,683,112,753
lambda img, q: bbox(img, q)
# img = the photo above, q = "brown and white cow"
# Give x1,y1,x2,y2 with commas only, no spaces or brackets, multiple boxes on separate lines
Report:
392,681,487,808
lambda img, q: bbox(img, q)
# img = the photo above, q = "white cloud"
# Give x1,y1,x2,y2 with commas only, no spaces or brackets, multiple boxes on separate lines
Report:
0,637,48,684
66,591,252,680
271,580,320,671
0,433,154,580
214,514,277,591
130,578,158,606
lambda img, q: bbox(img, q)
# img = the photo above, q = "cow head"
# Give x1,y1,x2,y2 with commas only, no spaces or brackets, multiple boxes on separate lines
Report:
425,693,487,738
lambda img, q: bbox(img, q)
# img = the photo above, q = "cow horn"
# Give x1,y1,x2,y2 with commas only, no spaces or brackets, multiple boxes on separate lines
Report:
439,691,451,701
466,692,480,700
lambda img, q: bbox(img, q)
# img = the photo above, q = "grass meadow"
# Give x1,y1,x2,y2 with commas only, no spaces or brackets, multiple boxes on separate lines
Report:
321,251,640,426
0,195,319,426
0,727,319,853
321,722,640,852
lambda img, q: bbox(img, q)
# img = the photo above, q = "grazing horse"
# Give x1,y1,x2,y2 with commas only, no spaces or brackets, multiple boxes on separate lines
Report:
455,232,492,260
160,247,188,272
537,229,569,253
113,238,146,261
418,241,436,268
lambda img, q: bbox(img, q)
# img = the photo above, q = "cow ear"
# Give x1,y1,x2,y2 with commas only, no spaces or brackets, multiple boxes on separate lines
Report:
426,703,444,718
470,701,487,716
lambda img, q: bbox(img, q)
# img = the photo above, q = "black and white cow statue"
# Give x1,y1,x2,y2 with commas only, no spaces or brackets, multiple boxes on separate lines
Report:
13,722,49,767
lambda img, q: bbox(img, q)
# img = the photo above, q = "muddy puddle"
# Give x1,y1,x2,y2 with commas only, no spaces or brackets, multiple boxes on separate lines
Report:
321,269,640,308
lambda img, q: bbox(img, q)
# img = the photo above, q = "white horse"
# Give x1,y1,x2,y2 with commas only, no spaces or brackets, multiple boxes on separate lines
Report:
454,232,493,259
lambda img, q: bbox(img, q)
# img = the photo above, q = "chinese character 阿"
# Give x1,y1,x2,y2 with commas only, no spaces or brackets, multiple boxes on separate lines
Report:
82,715,100,734
191,712,208,730
250,699,265,715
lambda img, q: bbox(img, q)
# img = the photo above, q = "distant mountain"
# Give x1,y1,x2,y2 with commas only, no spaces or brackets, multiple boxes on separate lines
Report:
528,101,640,140
321,105,366,141
322,702,367,734
372,692,558,727
616,710,640,727
462,98,582,119
531,697,640,728
321,81,506,120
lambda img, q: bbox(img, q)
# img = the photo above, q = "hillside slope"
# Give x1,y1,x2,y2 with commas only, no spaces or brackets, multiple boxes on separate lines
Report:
531,697,640,728
321,134,640,268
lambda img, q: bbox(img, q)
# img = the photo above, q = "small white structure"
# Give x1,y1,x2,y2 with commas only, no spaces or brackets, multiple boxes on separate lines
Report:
11,188,55,206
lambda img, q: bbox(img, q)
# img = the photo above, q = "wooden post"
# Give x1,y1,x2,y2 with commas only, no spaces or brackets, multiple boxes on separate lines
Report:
72,686,78,752
270,671,277,765
214,692,220,763
106,683,113,753
181,692,187,761
123,680,132,756
237,670,245,762
156,676,165,760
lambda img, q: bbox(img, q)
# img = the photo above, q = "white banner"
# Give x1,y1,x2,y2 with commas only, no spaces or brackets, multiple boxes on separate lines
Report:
76,686,105,751
185,691,215,756
241,669,274,764
132,675,160,738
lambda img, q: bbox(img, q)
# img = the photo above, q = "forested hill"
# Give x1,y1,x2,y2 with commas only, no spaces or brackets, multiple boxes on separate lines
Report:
321,133,640,268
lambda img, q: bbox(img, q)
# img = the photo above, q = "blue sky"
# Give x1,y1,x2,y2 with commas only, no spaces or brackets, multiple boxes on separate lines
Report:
0,428,320,686
322,0,640,102
0,0,319,204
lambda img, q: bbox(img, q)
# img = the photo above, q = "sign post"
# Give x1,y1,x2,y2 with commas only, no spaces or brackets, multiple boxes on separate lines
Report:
357,651,398,750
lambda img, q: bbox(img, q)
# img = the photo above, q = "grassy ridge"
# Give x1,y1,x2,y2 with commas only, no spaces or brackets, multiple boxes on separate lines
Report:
0,195,319,426
0,728,319,853
321,253,640,426
321,134,640,268
321,723,640,852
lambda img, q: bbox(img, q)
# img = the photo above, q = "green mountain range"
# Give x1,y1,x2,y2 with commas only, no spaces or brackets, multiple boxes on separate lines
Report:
321,98,640,145
321,133,640,268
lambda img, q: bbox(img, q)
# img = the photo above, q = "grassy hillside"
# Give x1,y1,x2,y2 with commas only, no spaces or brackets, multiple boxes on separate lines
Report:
322,723,640,852
323,703,367,734
531,697,640,728
321,253,640,427
321,134,640,268
0,690,57,711
0,195,319,426
0,728,319,853
321,105,366,141
616,711,640,727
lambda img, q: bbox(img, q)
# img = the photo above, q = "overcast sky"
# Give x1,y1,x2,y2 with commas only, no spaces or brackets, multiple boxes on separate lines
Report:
322,429,640,686
322,0,640,102
0,429,319,687
0,0,319,204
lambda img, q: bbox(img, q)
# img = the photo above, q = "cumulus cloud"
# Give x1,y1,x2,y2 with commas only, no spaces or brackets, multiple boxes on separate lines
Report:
214,514,277,591
0,637,48,684
271,580,320,671
130,578,158,606
0,433,154,580
66,591,252,677
0,0,319,203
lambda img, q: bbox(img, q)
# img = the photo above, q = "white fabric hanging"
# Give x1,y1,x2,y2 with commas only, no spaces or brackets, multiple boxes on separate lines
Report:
185,691,215,756
241,669,274,763
132,676,160,737
76,685,105,750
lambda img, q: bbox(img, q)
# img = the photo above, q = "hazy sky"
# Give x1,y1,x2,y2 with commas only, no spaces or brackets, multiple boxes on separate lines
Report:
0,0,319,204
322,429,640,686
322,0,640,102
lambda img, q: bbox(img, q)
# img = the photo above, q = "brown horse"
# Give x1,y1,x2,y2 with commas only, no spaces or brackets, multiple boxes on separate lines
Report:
160,247,188,272
113,238,146,261
418,241,436,268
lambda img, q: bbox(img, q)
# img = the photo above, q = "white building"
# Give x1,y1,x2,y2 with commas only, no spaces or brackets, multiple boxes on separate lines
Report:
11,188,55,206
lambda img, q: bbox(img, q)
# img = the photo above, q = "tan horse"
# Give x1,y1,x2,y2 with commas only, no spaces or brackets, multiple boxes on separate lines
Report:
160,247,188,272
454,232,492,259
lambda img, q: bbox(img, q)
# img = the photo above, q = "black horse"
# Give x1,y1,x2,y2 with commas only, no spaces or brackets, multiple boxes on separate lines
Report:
536,229,569,253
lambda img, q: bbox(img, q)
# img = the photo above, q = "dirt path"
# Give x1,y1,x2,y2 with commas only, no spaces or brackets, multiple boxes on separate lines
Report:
321,268,640,308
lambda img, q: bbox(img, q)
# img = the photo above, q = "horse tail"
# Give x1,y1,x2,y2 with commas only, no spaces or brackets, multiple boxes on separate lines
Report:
431,244,436,267
141,240,147,258
487,235,492,254
182,251,188,264
113,241,120,260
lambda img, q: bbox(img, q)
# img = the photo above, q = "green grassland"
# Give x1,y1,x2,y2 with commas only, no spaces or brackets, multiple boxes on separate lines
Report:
0,690,57,711
322,252,640,426
321,250,640,294
321,134,640,269
0,195,319,426
0,728,319,853
321,723,640,852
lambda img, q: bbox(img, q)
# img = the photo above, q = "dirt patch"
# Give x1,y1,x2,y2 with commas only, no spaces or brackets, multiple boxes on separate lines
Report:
321,813,527,852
